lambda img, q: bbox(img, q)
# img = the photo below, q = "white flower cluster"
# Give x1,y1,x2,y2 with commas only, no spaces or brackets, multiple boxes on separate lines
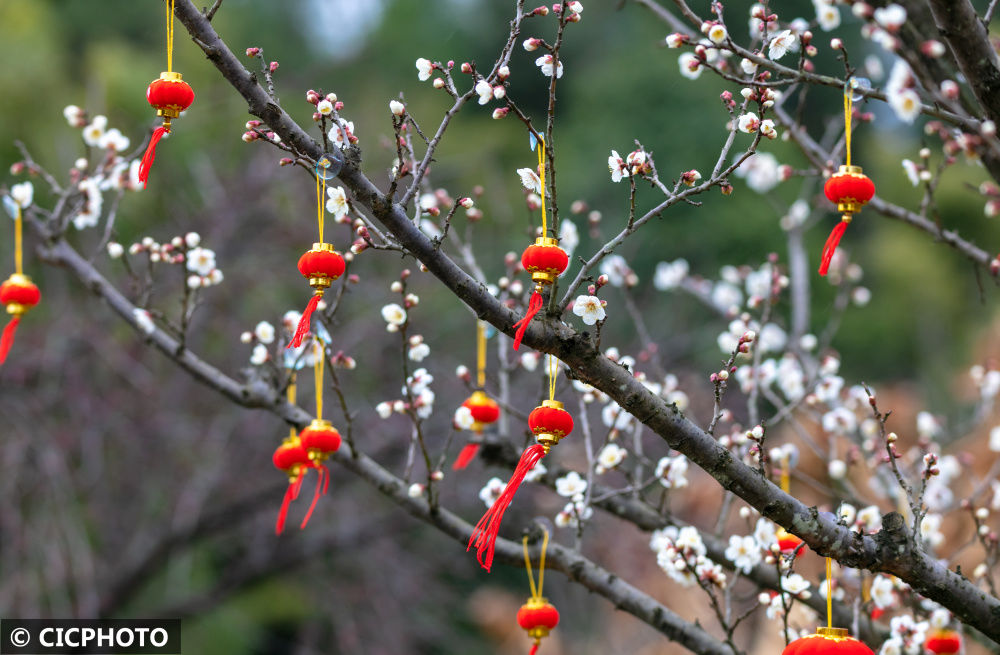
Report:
650,525,726,588
375,367,436,420
118,232,225,290
881,614,930,655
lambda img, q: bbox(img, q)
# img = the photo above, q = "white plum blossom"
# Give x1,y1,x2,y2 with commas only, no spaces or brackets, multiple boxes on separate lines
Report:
516,167,542,194
375,401,393,419
901,159,920,186
856,505,882,533
381,303,407,328
82,115,108,147
63,104,84,126
186,247,217,276
535,54,564,78
556,471,588,497
753,518,776,549
678,52,703,80
920,513,945,548
479,477,506,507
815,1,841,31
475,79,492,105
524,461,547,483
595,443,627,474
254,321,275,344
759,119,777,139
559,219,579,259
453,405,475,430
10,181,33,209
654,259,689,290
711,281,743,313
555,499,593,528
725,534,761,573
768,30,799,60
608,150,629,182
408,342,430,362
737,112,760,133
415,57,433,81
250,343,269,365
326,186,350,220
317,99,333,115
99,128,130,152
822,407,857,435
889,88,922,123
656,455,689,488
602,402,633,431
871,574,898,609
707,23,727,44
572,295,605,325
734,152,780,193
874,3,907,31
389,100,405,116
133,308,156,335
328,120,355,146
107,242,124,259
780,573,811,598
600,255,632,287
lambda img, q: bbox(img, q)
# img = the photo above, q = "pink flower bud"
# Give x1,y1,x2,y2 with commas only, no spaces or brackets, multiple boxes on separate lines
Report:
447,60,455,68
269,61,279,73
279,158,294,166
245,47,261,57
921,40,946,58
492,107,509,119
461,62,473,74
9,162,25,175
306,90,320,104
830,38,843,50
242,131,257,142
334,101,344,111
433,78,445,89
941,80,960,100
533,5,549,15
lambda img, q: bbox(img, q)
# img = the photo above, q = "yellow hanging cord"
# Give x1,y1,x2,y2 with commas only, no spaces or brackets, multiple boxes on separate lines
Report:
314,339,324,421
548,355,558,401
522,528,550,600
316,171,326,246
825,557,833,628
537,135,547,238
288,372,297,438
844,83,853,167
780,452,790,493
166,0,175,73
476,319,486,388
14,204,22,276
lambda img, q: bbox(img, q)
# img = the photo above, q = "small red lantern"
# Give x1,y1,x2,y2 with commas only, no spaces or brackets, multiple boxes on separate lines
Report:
138,71,195,187
469,400,573,571
0,273,41,365
298,418,342,527
776,526,806,557
272,437,312,535
288,243,345,348
925,629,961,655
453,390,502,470
512,238,569,350
782,627,874,655
819,166,875,275
517,597,560,655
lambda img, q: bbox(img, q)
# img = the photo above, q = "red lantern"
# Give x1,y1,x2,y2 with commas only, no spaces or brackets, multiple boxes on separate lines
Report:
453,390,502,470
512,238,569,350
517,597,560,655
298,418,342,528
782,628,874,655
288,243,345,348
469,400,573,571
776,526,806,557
138,71,195,187
0,273,41,366
272,437,312,535
819,165,875,275
925,629,961,655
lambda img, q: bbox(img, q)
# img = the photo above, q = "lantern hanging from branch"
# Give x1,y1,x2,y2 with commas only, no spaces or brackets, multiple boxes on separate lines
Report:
454,320,501,470
924,629,961,655
782,559,874,655
512,135,568,350
273,372,313,534
517,529,559,655
138,0,195,187
819,79,875,276
469,356,572,571
298,338,341,529
1,195,40,366
289,153,346,349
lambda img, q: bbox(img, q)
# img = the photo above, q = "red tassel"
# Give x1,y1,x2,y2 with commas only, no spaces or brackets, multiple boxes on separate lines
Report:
818,219,849,276
0,316,20,366
529,644,539,655
512,291,544,351
300,465,328,530
275,475,304,535
138,125,169,189
468,444,547,571
289,293,322,349
453,443,481,470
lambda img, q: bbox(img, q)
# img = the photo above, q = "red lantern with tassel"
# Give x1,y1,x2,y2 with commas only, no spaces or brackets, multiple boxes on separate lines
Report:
782,628,874,655
454,320,502,470
272,436,312,535
138,0,195,187
289,155,346,349
818,80,875,276
468,351,573,571
925,629,961,655
1,191,41,366
295,339,341,529
518,527,558,655
453,390,501,470
512,135,569,350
